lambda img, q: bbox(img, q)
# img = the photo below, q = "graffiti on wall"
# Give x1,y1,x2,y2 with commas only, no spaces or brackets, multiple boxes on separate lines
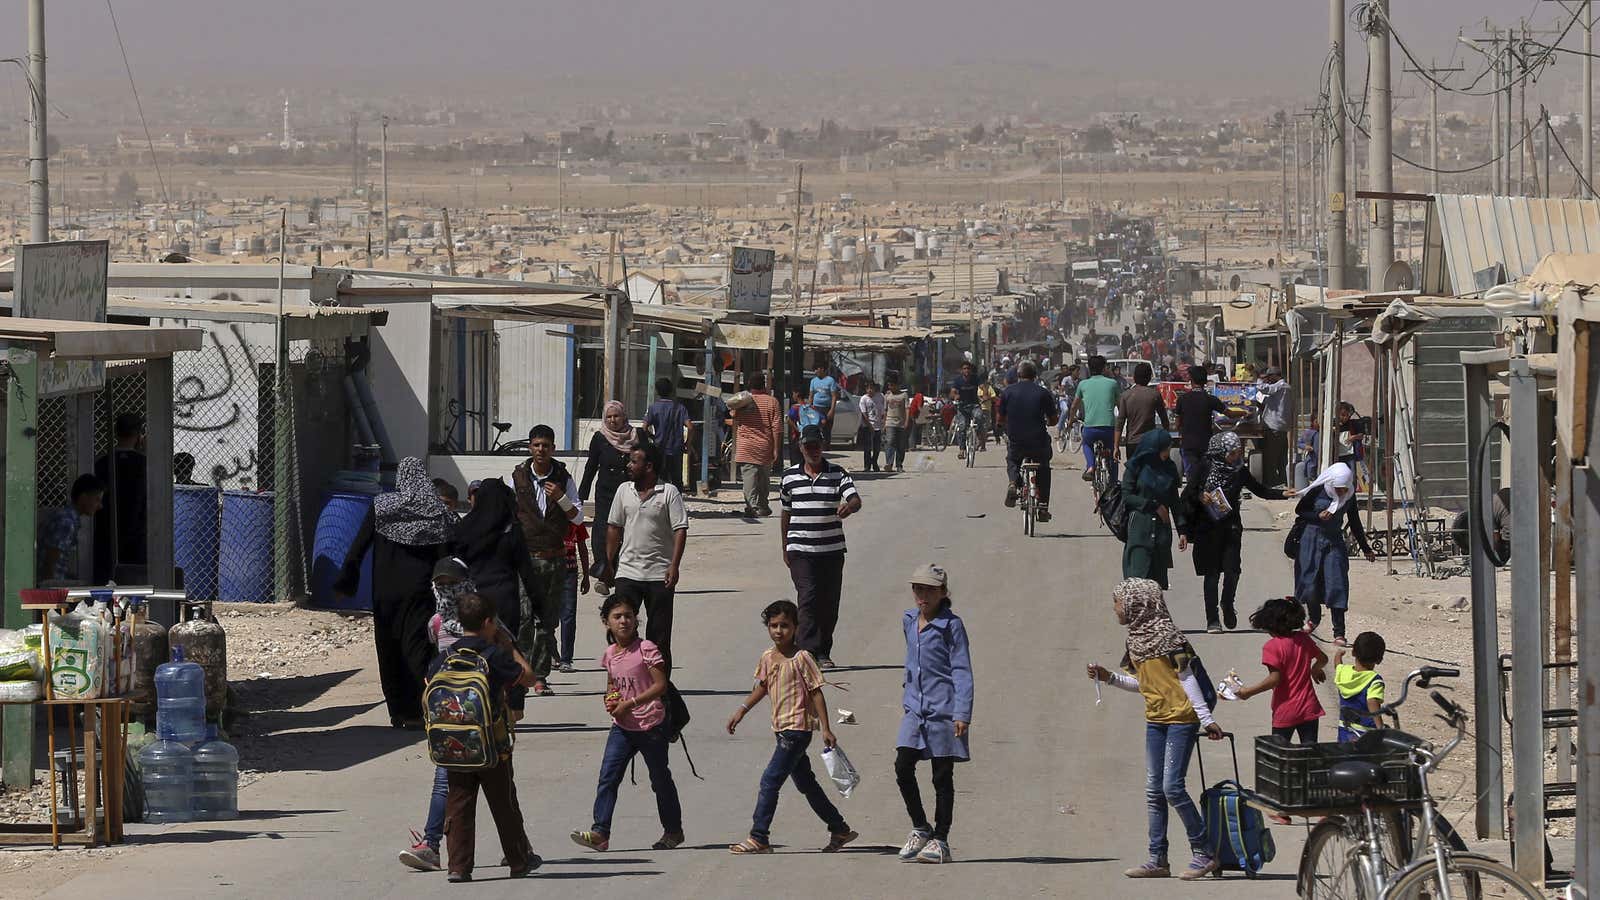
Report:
173,322,265,490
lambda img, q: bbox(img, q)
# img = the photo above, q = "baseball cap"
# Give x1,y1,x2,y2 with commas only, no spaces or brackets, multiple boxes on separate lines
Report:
909,563,948,588
799,424,825,445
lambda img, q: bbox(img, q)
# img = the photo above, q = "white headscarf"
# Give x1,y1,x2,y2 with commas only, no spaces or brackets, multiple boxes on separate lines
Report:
1305,462,1356,515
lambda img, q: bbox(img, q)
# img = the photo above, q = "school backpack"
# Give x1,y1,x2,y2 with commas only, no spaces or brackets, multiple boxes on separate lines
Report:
1194,734,1276,878
1095,480,1131,542
423,647,511,770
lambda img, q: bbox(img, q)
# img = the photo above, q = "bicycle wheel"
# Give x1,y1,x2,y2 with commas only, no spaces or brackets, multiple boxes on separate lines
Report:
1384,853,1542,900
1300,812,1409,900
1023,491,1034,536
937,424,950,452
1067,424,1083,454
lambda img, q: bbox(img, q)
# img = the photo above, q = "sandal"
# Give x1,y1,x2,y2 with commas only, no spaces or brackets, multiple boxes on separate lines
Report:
729,838,773,854
532,681,554,696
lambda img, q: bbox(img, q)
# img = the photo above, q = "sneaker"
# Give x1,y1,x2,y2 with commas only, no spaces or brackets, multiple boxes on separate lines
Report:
916,838,952,864
1004,484,1018,507
1036,506,1051,523
1081,467,1096,482
817,658,836,670
507,854,544,878
558,662,575,674
957,450,966,460
446,871,471,883
897,830,931,861
1206,622,1223,635
1124,860,1170,878
398,835,441,872
1178,853,1220,880
1222,604,1238,630
823,829,858,852
652,832,685,850
570,830,609,852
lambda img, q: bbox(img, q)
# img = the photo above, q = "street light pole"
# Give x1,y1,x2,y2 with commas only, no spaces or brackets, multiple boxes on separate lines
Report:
381,115,390,260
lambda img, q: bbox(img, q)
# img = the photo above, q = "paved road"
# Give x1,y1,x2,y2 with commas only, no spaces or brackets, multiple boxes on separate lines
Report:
41,444,1307,899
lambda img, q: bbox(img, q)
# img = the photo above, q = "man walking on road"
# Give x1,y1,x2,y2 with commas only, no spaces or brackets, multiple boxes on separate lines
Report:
1253,366,1292,488
645,378,691,491
731,373,783,518
512,424,584,696
781,424,862,669
604,442,689,671
1115,362,1171,455
809,362,841,447
998,362,1059,523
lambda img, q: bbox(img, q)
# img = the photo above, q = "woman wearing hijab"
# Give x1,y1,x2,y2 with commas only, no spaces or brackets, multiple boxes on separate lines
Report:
1120,429,1184,589
580,401,639,591
1180,432,1294,633
448,478,541,639
1087,579,1223,880
1290,462,1376,646
336,457,454,727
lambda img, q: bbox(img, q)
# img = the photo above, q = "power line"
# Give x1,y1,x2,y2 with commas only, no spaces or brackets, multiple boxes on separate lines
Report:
104,0,171,212
1545,105,1599,196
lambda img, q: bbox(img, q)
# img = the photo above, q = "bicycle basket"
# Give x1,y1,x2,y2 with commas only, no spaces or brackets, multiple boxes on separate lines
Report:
1252,731,1424,811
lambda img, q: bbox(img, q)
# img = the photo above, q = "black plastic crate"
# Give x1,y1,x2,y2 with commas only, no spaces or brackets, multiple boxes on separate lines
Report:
1253,730,1424,811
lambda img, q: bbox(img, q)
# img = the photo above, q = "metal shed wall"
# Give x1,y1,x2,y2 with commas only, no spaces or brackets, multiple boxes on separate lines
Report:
1425,195,1600,296
1408,310,1501,511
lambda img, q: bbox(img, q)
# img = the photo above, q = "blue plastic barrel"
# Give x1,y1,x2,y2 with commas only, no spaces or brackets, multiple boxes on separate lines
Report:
218,490,274,603
310,492,374,610
172,485,220,601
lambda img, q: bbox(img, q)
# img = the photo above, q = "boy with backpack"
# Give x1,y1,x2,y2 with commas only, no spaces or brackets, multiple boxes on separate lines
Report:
426,592,540,882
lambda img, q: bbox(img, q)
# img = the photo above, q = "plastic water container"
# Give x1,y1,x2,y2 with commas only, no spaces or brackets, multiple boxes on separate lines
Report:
154,646,207,743
191,727,239,820
139,739,194,824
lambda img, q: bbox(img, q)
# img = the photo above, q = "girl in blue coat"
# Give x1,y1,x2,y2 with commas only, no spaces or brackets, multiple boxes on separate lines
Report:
894,563,975,865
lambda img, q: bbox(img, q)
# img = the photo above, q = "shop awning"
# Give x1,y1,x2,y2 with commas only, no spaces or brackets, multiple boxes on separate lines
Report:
804,323,932,351
0,316,202,360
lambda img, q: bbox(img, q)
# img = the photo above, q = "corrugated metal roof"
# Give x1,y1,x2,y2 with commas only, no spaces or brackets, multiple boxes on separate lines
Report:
1425,195,1600,296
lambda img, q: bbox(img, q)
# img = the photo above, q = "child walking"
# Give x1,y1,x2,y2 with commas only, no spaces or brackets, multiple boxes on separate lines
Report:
1334,631,1387,742
1086,578,1223,881
433,593,539,882
1234,597,1328,744
571,595,684,852
894,564,974,865
726,600,857,854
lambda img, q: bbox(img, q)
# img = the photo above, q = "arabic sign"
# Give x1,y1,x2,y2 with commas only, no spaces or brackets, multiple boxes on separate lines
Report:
16,241,110,397
728,246,775,314
712,322,770,351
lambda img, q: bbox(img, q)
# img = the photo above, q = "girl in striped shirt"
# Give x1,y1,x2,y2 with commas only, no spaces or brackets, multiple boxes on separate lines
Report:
726,600,857,854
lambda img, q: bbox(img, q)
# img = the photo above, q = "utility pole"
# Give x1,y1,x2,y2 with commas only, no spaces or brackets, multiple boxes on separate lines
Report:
791,164,804,305
1404,60,1464,194
1293,118,1302,249
1329,0,1347,289
380,115,390,260
1367,0,1394,290
1587,1,1595,197
349,113,361,196
1280,112,1289,257
27,0,48,242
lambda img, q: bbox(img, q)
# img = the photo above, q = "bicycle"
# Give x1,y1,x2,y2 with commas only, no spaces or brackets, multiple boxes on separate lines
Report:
1289,666,1542,900
1058,418,1082,455
435,398,521,454
1019,461,1040,536
965,414,982,468
1090,437,1115,498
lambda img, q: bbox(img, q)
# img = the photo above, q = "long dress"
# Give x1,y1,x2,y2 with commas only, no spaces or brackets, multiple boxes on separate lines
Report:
1293,491,1373,613
1122,464,1183,590
335,510,443,723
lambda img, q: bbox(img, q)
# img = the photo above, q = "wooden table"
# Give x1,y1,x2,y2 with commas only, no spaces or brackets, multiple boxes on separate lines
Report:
0,697,130,848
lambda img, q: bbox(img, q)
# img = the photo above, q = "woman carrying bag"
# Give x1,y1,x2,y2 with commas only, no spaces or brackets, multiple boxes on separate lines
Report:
1120,430,1184,590
1181,432,1294,633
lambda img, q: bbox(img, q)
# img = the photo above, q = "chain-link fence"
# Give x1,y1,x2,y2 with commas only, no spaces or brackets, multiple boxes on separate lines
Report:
25,326,346,606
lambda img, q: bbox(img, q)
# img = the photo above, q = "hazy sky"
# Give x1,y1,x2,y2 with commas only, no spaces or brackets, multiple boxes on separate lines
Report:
0,1,1562,96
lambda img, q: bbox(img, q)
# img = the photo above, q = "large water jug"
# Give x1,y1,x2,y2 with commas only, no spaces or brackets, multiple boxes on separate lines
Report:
191,727,239,820
154,647,207,743
139,739,194,823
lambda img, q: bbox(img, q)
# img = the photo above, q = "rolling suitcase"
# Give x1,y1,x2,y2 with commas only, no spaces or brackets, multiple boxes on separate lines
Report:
1194,731,1275,878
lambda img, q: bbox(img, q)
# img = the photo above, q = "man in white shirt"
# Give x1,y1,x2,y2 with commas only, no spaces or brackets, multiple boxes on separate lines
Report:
604,442,689,671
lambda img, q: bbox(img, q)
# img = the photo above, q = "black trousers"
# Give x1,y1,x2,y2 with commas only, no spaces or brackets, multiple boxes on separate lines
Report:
895,748,956,841
1006,440,1053,506
788,552,845,660
612,578,675,672
862,428,883,471
1271,720,1320,744
1198,527,1244,626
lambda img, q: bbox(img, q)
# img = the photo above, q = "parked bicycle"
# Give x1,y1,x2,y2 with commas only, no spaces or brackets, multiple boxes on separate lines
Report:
434,399,525,455
1281,666,1542,900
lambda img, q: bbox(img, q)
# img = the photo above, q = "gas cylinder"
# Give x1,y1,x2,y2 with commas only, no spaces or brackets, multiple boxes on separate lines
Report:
167,600,227,719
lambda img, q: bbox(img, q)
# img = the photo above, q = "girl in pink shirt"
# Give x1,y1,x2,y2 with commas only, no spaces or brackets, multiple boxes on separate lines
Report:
569,595,684,853
1235,597,1328,744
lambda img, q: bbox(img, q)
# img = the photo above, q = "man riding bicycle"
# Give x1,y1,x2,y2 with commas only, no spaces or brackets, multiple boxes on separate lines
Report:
949,361,983,460
998,362,1059,523
1068,354,1121,484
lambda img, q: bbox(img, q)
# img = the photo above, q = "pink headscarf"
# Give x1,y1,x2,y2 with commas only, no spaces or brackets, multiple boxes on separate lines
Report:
600,400,638,454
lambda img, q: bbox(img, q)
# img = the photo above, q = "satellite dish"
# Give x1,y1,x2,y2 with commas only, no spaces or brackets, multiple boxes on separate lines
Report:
1229,274,1241,291
1383,260,1415,292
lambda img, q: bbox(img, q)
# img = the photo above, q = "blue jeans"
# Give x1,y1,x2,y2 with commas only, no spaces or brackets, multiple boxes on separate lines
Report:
1144,722,1205,863
423,765,448,848
953,404,978,451
559,570,578,666
592,725,682,837
750,730,848,844
1082,425,1117,480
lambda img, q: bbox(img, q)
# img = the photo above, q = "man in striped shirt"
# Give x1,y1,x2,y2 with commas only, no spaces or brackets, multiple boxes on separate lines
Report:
780,424,863,669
